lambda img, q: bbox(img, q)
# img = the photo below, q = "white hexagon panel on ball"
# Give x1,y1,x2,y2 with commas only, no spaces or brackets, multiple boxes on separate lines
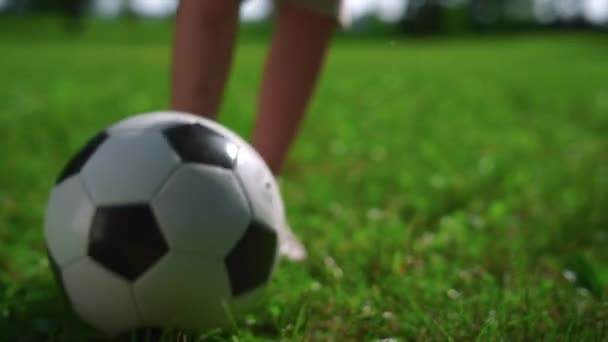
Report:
81,130,180,205
60,258,140,335
152,164,251,258
133,252,232,331
45,176,95,268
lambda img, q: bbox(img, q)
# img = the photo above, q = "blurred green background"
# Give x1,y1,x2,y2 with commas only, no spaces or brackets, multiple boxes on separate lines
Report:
0,1,607,341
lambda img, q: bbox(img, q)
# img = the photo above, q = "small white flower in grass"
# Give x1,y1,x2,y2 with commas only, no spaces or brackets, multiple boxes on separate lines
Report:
333,267,344,279
375,338,399,342
361,304,373,316
562,269,577,283
470,215,485,230
485,310,497,326
420,232,435,247
324,256,336,268
382,311,394,320
458,269,472,282
246,317,256,326
324,256,343,280
447,289,461,300
310,281,322,292
366,207,383,221
577,288,590,297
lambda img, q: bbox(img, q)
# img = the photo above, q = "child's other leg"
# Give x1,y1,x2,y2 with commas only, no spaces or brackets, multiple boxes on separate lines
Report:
253,2,339,261
170,0,240,119
252,3,338,174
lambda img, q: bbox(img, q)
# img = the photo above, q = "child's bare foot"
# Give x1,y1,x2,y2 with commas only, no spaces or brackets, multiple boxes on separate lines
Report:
278,224,308,262
273,177,307,262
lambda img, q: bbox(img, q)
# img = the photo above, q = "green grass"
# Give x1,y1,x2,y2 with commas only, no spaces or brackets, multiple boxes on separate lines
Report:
1,18,607,341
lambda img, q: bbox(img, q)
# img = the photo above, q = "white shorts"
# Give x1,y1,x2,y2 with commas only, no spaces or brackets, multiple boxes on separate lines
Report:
244,0,345,24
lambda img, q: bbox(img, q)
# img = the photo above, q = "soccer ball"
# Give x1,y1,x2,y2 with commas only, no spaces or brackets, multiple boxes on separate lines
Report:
45,111,283,335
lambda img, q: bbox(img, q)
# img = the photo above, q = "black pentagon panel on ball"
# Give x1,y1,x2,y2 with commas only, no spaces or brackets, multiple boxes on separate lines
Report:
163,123,238,169
47,249,73,307
225,221,277,297
56,131,109,185
88,205,168,281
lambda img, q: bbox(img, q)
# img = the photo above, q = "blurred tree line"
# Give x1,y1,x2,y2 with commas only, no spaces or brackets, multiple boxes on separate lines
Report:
1,0,606,34
2,0,87,14
398,0,602,34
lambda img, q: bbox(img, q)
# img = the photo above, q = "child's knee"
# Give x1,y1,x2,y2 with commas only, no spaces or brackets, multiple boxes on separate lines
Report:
178,0,238,29
276,0,344,26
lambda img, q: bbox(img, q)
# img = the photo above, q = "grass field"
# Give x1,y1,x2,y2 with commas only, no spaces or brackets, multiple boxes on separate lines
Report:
0,18,607,341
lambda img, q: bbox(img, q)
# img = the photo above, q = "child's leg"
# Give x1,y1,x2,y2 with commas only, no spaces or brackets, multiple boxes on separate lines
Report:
252,2,339,262
170,0,240,118
252,3,338,174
